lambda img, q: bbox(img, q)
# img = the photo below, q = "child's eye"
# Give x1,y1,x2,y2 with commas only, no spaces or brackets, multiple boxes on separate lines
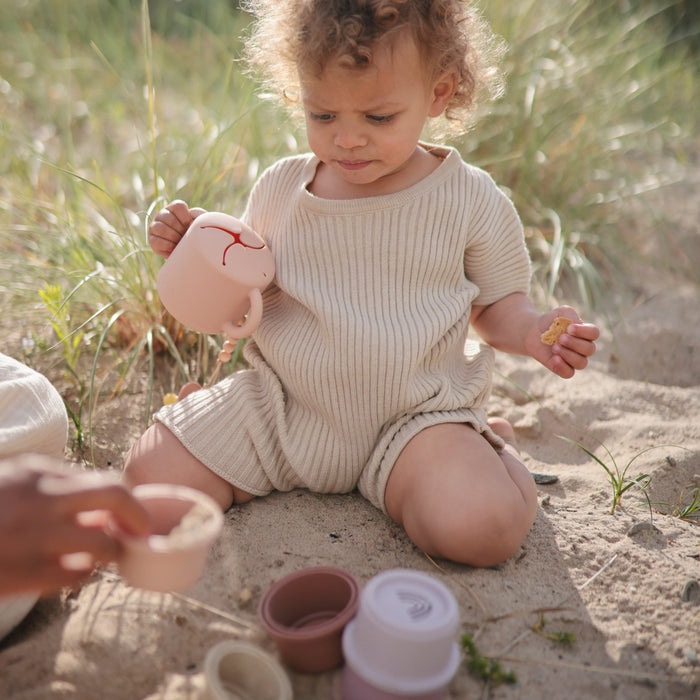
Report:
309,112,334,122
367,114,395,124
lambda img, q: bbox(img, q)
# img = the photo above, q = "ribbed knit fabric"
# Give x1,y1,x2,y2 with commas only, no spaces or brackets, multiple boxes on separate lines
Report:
155,145,531,511
0,352,68,460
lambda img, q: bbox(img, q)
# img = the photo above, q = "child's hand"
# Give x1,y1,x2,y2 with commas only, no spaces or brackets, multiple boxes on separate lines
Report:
0,455,150,596
148,200,206,258
529,306,600,379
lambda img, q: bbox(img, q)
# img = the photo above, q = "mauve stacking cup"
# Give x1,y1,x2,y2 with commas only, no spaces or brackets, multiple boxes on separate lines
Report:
258,566,360,673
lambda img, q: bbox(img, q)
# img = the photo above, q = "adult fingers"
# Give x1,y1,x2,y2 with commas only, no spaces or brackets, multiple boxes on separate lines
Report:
39,521,122,563
0,562,91,598
38,475,150,537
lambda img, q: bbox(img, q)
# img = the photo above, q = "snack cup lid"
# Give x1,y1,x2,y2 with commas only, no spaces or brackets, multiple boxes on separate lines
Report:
360,569,459,641
342,569,460,695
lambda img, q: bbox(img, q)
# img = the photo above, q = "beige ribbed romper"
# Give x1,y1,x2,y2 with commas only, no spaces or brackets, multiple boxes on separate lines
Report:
155,145,531,512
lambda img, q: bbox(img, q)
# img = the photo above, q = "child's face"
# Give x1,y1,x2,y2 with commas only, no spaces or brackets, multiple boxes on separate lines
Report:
300,33,455,197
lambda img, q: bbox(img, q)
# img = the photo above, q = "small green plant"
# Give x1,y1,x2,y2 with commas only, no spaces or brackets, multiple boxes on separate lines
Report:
39,283,90,453
39,283,85,390
675,488,700,521
562,436,655,516
531,616,576,646
654,487,700,522
461,633,517,686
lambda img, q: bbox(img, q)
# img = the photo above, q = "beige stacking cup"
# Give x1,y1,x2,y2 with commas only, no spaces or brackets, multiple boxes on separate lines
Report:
116,483,223,593
203,640,293,700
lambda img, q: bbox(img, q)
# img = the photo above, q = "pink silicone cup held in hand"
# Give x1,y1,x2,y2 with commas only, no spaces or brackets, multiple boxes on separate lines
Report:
157,212,275,340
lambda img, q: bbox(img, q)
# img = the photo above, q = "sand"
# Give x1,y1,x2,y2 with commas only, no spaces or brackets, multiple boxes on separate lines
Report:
1,281,698,697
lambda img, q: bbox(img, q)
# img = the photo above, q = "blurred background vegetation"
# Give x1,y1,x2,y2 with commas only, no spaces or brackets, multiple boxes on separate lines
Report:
0,0,697,454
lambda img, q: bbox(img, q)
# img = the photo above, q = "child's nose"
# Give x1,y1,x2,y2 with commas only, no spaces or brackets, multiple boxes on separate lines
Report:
334,125,367,149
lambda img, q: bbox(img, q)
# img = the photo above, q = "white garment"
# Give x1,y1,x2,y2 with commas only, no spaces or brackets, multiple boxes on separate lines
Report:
0,352,68,460
0,352,69,640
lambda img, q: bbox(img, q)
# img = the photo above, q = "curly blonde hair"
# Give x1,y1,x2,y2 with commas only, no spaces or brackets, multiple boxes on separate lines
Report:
242,0,504,132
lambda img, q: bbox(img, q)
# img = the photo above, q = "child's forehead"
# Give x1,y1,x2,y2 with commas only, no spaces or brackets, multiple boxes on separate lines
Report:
300,30,427,86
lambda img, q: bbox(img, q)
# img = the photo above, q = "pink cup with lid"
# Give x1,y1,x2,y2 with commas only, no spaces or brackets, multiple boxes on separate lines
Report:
157,212,274,339
341,569,461,700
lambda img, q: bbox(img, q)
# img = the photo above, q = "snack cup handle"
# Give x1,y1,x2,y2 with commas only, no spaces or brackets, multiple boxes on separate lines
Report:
222,288,263,340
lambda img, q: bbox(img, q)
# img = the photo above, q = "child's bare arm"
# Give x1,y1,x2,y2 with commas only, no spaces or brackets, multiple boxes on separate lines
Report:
148,200,206,258
470,292,599,379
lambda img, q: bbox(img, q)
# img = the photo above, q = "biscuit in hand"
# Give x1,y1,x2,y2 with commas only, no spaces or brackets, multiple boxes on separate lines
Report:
540,316,572,345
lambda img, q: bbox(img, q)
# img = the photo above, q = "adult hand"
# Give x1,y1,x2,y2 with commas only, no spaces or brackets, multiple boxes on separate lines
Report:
0,455,150,597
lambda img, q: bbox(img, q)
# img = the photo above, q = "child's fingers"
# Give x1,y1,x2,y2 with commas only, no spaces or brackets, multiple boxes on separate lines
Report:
556,329,597,359
148,227,179,257
570,322,600,342
552,343,590,372
164,199,195,229
152,209,188,237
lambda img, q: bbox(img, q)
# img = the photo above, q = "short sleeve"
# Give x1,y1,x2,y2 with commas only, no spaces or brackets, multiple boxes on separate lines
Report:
463,167,531,306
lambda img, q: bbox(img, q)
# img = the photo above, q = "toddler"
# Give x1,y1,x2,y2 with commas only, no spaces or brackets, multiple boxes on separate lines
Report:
124,0,599,566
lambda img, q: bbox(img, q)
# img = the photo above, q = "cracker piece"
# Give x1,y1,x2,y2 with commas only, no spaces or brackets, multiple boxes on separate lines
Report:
540,316,571,345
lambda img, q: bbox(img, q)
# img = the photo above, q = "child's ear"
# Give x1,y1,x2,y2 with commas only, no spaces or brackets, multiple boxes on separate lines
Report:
428,69,458,117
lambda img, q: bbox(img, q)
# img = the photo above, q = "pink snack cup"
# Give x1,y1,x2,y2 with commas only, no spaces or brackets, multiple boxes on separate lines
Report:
157,211,274,339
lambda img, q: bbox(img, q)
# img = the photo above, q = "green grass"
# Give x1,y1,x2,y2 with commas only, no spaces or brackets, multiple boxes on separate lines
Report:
461,633,518,686
465,0,698,306
1,0,697,452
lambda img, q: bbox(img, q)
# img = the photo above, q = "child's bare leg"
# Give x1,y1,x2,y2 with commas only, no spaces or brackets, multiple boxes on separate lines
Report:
122,423,254,511
384,420,537,567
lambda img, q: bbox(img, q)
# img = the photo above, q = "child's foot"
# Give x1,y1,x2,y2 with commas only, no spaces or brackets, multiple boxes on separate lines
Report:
487,416,559,485
487,416,518,449
178,382,202,400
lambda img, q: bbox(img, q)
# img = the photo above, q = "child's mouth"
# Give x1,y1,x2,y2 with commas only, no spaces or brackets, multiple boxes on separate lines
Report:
337,159,372,171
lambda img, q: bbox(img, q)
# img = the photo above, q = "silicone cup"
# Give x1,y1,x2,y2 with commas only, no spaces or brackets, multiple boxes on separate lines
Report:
203,640,293,700
258,566,361,674
341,569,461,699
156,211,274,340
116,483,223,593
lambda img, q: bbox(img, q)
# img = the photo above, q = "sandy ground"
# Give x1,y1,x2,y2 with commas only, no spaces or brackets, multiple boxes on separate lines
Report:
0,187,699,698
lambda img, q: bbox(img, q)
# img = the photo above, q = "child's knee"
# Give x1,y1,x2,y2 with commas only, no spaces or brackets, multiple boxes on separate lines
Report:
400,484,535,567
122,423,237,511
121,426,161,486
122,422,193,487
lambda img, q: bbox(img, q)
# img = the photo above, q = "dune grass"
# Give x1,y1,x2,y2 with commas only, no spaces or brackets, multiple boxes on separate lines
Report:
0,0,697,450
